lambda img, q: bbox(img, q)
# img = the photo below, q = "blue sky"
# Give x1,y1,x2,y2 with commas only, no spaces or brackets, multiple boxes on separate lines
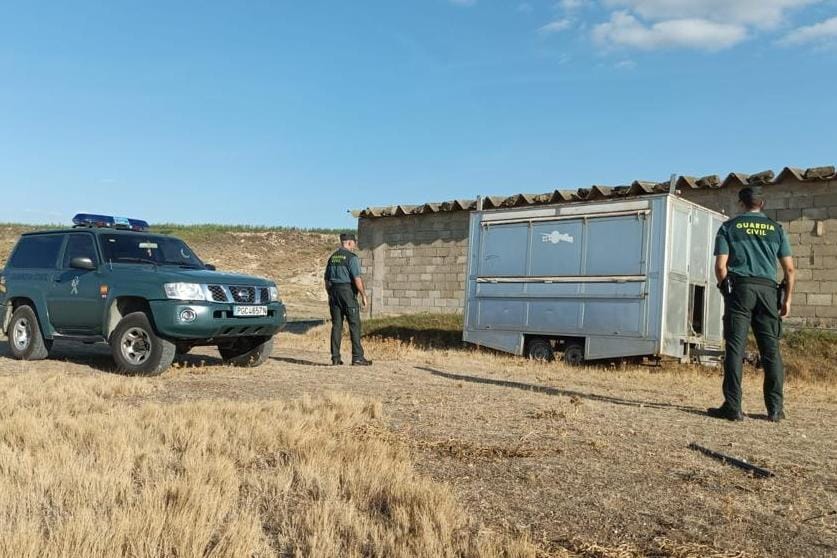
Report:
1,0,835,228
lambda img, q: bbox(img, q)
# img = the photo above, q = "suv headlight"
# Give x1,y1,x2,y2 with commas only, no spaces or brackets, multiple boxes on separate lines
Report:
164,283,206,301
268,286,279,302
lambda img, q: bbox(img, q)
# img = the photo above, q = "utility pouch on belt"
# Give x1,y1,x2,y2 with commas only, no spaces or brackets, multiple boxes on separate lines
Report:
718,276,733,297
777,280,788,311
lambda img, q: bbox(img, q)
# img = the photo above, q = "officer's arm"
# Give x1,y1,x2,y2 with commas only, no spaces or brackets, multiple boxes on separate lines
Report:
349,256,368,306
778,227,795,316
354,277,366,299
714,255,729,284
713,226,729,285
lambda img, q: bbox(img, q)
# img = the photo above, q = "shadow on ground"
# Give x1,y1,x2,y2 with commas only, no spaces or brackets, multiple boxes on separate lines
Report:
416,366,707,416
271,356,331,367
0,339,225,373
284,320,326,335
0,339,118,373
177,352,224,367
364,326,465,350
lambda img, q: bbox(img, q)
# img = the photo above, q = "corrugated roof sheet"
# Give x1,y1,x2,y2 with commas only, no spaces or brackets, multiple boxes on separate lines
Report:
353,165,836,219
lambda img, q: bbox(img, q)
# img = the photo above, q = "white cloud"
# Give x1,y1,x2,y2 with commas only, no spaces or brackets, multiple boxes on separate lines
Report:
780,16,837,45
604,0,820,29
615,59,637,69
539,18,573,33
559,0,586,10
517,3,533,14
593,11,747,50
449,0,476,6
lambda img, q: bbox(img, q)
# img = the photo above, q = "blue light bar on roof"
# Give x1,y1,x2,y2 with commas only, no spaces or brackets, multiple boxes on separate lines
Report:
72,213,150,232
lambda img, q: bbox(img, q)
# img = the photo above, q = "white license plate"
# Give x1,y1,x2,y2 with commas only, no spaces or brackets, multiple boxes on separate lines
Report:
233,305,268,317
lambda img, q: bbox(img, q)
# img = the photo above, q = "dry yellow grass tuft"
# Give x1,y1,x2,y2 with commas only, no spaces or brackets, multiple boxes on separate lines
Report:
0,372,542,558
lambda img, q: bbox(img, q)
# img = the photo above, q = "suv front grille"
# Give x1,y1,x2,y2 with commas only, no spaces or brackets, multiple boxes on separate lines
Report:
229,286,256,303
206,285,267,304
208,285,228,302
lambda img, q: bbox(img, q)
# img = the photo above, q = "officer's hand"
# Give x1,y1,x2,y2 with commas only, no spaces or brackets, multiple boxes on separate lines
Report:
361,294,368,308
780,300,791,318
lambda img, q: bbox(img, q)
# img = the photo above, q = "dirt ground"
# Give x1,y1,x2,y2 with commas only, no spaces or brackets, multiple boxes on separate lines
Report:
1,330,834,558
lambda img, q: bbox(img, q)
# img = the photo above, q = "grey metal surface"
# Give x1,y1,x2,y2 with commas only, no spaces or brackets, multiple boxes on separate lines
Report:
463,194,725,362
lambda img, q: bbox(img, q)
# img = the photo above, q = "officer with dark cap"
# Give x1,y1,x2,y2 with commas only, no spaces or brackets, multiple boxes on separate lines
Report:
324,232,372,366
708,186,795,422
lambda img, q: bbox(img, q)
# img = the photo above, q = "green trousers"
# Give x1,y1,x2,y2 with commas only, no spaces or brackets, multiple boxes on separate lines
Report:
722,278,785,415
328,284,365,361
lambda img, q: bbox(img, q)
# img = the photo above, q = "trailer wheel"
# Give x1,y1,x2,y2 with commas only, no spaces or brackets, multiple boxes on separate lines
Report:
562,343,585,366
526,338,555,362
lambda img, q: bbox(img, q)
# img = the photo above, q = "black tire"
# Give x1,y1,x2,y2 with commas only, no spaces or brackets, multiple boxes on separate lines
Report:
6,305,51,360
526,338,555,362
563,342,585,366
110,312,176,376
219,336,274,367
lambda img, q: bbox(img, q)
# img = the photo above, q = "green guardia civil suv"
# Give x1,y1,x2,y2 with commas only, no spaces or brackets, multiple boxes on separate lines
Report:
0,214,287,375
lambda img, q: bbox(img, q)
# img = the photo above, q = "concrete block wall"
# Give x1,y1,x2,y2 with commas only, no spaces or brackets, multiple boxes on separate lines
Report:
679,178,837,327
357,211,470,317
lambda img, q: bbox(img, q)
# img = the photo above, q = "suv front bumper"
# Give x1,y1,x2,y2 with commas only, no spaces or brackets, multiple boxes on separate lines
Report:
149,300,287,340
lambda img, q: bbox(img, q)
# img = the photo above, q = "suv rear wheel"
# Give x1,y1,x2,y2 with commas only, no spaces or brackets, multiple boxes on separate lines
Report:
7,305,52,360
110,312,176,376
219,337,274,367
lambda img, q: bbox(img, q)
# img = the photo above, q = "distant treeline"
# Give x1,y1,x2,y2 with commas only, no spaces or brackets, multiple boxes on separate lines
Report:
151,223,355,235
0,222,355,236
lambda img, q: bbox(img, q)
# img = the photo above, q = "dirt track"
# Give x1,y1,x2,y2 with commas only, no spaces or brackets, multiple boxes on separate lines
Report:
1,330,834,558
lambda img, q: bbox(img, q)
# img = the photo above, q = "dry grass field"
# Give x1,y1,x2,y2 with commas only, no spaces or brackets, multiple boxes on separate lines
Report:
0,360,544,558
1,225,835,557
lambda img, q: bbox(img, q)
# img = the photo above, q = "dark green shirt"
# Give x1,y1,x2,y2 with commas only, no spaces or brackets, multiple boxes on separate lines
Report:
714,212,792,281
324,248,361,285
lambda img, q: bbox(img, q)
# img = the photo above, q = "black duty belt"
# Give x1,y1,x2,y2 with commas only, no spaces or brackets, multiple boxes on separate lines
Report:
329,283,356,293
729,275,777,288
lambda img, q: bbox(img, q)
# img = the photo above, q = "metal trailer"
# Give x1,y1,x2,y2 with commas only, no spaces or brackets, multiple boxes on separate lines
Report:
462,193,727,364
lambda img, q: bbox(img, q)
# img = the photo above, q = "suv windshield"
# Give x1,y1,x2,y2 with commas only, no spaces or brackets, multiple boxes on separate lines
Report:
100,234,205,268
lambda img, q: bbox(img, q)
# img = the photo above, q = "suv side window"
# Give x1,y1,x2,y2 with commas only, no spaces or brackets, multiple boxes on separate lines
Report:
8,235,65,269
63,234,99,268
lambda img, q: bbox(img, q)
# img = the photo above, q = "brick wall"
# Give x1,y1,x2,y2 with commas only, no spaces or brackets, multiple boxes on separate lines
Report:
358,179,837,326
357,211,470,316
679,178,837,327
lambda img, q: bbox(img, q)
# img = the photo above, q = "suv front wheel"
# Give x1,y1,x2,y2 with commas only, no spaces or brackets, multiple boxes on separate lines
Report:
7,305,52,360
219,336,274,367
111,312,176,376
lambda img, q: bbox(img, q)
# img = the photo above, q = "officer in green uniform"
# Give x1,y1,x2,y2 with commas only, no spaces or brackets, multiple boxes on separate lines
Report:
709,187,795,422
324,233,372,366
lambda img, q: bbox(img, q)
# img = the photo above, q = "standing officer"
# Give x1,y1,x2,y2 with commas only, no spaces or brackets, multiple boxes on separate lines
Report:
324,233,372,366
709,187,795,422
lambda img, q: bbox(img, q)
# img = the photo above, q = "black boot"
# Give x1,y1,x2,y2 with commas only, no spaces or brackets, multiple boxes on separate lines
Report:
351,357,372,366
332,358,344,366
707,405,744,421
767,410,786,423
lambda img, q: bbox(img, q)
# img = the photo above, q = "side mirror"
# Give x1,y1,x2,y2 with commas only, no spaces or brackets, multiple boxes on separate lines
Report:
70,257,97,271
205,264,217,271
